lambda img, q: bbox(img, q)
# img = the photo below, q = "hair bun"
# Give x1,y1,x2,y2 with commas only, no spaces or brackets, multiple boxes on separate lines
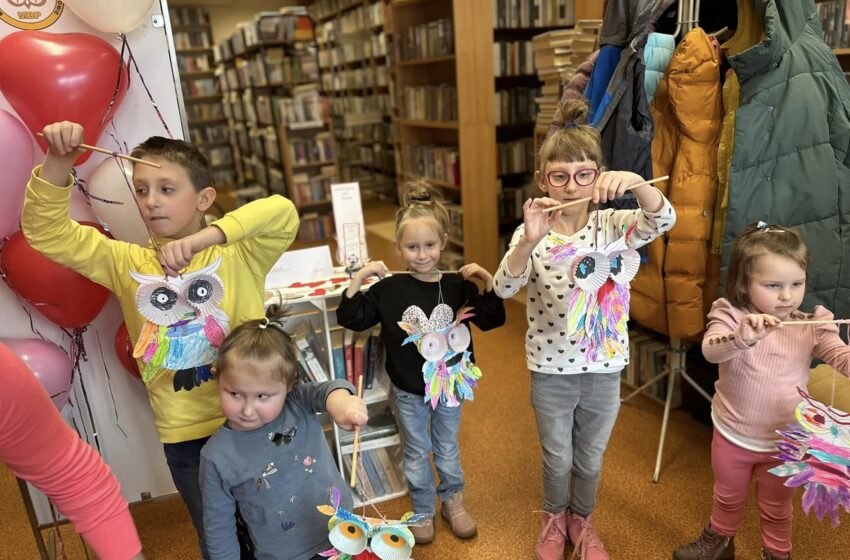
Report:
409,193,432,202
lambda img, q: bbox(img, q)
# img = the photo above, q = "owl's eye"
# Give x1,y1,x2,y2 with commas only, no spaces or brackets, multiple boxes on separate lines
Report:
447,324,470,352
151,287,178,310
328,521,367,555
187,279,213,304
609,254,623,275
420,332,448,361
370,527,413,559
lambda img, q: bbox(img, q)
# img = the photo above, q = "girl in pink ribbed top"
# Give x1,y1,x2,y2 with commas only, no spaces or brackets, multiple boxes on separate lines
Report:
673,223,850,560
0,343,144,560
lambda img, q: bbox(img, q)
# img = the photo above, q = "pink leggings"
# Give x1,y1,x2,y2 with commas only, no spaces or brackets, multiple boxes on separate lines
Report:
709,430,795,556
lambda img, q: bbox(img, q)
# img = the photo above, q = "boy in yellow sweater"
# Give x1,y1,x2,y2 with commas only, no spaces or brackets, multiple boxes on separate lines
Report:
22,121,300,559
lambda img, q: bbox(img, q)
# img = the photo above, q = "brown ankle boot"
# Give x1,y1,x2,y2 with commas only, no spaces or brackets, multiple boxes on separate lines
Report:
673,524,735,560
409,518,434,545
761,549,790,560
440,492,477,538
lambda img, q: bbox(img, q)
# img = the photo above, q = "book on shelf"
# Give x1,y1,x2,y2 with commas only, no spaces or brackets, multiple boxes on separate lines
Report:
293,320,330,382
402,85,457,121
339,402,398,446
361,450,386,496
493,40,535,77
397,17,453,62
498,138,535,175
297,212,334,242
330,329,345,380
353,330,370,389
493,0,576,28
171,6,209,26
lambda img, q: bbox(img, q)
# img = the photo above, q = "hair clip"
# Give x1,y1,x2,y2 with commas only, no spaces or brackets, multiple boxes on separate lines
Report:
410,193,431,202
756,221,785,233
564,121,578,129
259,317,270,329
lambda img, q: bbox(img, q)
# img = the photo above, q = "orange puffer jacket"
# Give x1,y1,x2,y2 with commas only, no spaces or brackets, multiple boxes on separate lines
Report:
630,28,723,339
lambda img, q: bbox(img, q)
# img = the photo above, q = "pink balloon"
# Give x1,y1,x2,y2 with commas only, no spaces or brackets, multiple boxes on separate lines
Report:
0,110,35,239
0,338,72,410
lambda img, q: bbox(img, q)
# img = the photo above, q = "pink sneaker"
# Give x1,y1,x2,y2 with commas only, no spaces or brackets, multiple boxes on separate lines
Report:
567,513,609,560
535,511,567,560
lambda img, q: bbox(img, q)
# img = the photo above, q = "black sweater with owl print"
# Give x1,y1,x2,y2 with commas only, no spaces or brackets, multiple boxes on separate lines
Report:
336,273,506,396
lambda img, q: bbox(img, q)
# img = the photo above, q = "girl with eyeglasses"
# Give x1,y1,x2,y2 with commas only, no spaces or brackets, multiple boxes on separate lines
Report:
492,99,676,560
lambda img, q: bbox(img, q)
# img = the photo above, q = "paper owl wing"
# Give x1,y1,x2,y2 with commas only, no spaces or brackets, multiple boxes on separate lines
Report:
769,389,850,527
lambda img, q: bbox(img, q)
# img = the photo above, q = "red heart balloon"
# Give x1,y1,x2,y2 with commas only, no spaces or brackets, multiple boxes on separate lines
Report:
0,31,129,164
114,322,141,380
0,222,111,328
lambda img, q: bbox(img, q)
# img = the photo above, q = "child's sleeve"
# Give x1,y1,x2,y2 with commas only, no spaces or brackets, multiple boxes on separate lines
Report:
287,380,356,414
812,306,850,377
21,167,144,291
336,284,382,332
210,195,300,278
702,299,752,364
608,187,677,250
463,280,506,331
200,455,240,560
493,226,532,299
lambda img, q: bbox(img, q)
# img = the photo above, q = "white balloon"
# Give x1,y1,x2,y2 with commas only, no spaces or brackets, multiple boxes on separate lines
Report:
63,0,156,34
87,158,150,246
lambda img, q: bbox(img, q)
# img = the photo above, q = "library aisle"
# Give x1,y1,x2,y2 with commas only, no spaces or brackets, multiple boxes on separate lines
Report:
0,202,842,558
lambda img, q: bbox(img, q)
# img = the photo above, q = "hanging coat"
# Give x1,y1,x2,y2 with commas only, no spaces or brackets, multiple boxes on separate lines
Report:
630,28,723,339
721,0,850,319
644,32,675,105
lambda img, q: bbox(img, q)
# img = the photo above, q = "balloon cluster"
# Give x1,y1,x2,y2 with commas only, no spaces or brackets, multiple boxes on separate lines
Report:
0,5,155,404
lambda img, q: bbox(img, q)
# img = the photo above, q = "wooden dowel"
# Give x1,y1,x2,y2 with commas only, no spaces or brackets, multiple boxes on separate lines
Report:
780,319,850,326
36,133,161,168
349,375,365,488
543,175,669,213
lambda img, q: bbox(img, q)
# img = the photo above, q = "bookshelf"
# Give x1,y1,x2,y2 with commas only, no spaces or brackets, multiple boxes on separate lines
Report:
389,0,500,272
312,0,396,202
216,11,339,241
265,277,408,506
171,6,238,197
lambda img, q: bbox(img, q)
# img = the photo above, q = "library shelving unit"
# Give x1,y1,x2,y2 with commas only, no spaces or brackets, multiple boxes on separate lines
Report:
215,11,339,241
264,278,408,506
312,0,396,202
171,6,238,198
389,0,499,272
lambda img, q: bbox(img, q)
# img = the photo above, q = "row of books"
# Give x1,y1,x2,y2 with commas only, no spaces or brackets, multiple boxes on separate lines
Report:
342,445,406,500
495,87,538,125
446,203,464,243
189,124,229,145
318,32,388,69
211,169,238,188
816,0,850,49
397,18,454,62
498,185,526,223
171,6,209,27
337,1,385,36
321,65,389,92
258,48,319,86
401,85,458,122
626,327,682,406
338,121,394,146
493,40,536,77
215,12,313,62
497,138,535,175
203,146,234,167
186,103,224,121
290,171,334,206
176,53,212,73
182,77,219,97
493,0,576,29
403,145,461,187
330,93,390,115
174,31,210,50
276,86,330,128
299,213,334,242
289,134,336,165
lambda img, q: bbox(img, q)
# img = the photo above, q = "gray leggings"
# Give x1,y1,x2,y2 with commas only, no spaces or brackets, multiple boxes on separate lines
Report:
530,370,621,517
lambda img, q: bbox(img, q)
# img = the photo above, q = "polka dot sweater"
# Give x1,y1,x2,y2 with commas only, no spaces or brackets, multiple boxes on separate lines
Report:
493,192,676,375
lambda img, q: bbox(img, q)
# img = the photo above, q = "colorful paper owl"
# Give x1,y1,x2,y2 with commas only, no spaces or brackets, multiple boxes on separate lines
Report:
130,256,229,386
547,223,640,361
770,388,850,527
317,486,429,560
398,303,481,409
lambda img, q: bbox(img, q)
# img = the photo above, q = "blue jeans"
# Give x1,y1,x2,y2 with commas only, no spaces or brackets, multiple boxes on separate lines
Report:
163,437,254,560
393,386,464,516
530,371,621,517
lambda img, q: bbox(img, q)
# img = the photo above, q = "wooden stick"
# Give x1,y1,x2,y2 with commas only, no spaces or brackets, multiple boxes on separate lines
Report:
543,175,669,213
349,375,365,488
36,133,161,168
781,319,850,326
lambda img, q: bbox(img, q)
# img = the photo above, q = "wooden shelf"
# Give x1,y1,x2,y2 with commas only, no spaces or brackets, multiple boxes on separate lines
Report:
398,119,459,129
397,54,455,67
834,48,850,56
292,160,337,169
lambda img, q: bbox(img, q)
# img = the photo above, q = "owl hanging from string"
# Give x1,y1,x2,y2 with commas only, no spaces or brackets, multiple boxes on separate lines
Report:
547,223,641,361
317,486,430,560
770,388,850,527
131,256,229,389
398,303,481,409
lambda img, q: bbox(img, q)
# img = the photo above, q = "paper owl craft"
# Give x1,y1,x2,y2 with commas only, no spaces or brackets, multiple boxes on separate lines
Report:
398,303,481,408
770,388,850,527
131,256,230,388
317,486,430,560
547,223,640,361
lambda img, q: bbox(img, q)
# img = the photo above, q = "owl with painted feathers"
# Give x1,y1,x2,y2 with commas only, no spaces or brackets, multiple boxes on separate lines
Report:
131,256,230,390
